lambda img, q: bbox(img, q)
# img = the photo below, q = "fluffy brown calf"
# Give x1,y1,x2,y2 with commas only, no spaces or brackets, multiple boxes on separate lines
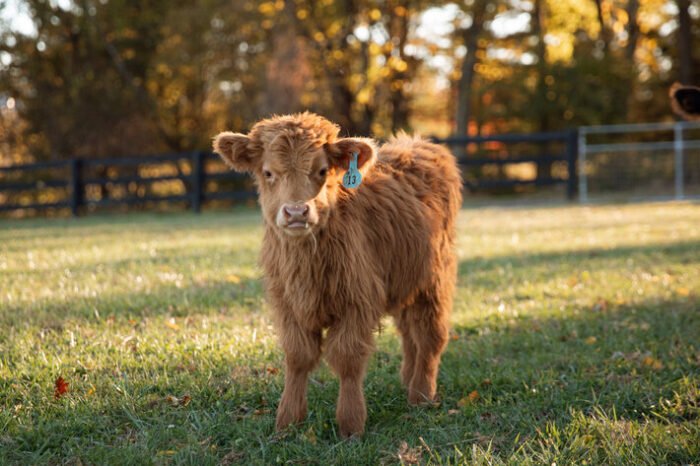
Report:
213,113,462,437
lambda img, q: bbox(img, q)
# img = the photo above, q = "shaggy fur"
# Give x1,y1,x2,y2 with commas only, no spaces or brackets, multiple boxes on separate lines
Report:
670,83,700,121
213,113,462,437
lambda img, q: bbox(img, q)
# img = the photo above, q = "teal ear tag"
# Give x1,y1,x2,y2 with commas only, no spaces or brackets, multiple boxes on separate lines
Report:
342,152,362,189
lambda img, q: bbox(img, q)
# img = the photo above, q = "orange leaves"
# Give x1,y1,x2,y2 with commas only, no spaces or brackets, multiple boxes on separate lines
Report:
457,390,480,407
642,356,664,371
54,376,69,399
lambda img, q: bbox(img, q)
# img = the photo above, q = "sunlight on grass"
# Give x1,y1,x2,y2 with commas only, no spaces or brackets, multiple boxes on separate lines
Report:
1,203,699,464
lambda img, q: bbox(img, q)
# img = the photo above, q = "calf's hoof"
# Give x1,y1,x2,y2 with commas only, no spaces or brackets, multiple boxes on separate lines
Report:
275,403,306,431
407,386,438,406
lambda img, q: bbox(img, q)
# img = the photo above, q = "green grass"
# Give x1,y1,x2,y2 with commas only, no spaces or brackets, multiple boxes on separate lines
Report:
1,202,699,465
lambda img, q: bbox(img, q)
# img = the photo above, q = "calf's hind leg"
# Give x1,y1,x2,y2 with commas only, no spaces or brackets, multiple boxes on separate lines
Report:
401,289,451,405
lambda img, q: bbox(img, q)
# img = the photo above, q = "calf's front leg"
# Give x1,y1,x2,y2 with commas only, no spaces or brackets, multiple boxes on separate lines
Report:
325,322,375,438
275,319,322,431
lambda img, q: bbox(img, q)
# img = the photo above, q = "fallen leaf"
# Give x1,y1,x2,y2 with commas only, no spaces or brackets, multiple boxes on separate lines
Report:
226,274,241,284
165,318,179,330
676,287,690,297
480,378,492,387
397,441,422,464
266,366,279,375
54,376,69,399
458,390,480,407
165,394,192,407
642,356,664,370
220,450,244,465
447,409,460,415
585,336,597,345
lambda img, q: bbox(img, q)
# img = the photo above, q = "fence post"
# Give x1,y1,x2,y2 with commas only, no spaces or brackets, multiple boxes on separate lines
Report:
674,122,684,201
565,129,578,200
577,128,588,203
191,151,203,213
69,158,83,217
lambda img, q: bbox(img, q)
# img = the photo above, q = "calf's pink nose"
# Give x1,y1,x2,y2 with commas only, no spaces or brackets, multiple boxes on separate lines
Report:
282,203,309,219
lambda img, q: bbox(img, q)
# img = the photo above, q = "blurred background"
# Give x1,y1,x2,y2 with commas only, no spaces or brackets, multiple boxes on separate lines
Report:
0,0,699,214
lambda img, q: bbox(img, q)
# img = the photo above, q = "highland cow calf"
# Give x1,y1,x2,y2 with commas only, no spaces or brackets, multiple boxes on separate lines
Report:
213,113,462,437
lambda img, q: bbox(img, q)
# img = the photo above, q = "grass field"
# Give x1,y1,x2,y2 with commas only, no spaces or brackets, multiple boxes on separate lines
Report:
1,202,699,465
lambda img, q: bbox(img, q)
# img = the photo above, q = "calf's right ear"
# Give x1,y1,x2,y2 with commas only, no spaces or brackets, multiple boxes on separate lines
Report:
213,132,259,172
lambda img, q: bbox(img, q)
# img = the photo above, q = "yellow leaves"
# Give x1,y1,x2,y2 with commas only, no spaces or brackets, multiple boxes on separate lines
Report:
394,6,407,17
369,8,382,21
226,274,241,284
676,287,690,297
296,9,308,20
257,1,282,16
165,318,179,330
458,390,480,407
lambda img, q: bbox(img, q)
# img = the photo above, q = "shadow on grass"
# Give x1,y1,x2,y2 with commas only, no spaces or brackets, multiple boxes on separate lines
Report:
2,295,698,464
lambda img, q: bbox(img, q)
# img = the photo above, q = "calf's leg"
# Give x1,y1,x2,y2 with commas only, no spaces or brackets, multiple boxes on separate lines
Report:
275,319,322,431
325,322,375,438
403,290,451,405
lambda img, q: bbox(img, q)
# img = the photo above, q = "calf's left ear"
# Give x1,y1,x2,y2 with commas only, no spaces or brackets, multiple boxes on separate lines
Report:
326,137,377,173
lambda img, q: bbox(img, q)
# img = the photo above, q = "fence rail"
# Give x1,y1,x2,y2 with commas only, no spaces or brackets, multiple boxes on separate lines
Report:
0,151,255,215
1,130,579,216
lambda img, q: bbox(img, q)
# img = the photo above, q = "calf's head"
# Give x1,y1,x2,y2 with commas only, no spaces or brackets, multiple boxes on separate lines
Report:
213,113,375,238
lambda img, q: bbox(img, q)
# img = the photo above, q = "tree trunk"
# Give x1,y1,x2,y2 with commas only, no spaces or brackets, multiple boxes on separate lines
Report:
676,0,693,84
532,0,551,180
454,0,486,157
625,0,640,62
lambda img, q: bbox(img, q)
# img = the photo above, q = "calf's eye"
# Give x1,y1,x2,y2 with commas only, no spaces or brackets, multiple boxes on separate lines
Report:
263,170,273,179
318,168,328,177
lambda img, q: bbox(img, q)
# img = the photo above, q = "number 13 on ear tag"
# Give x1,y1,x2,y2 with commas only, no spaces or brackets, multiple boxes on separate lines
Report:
342,152,362,189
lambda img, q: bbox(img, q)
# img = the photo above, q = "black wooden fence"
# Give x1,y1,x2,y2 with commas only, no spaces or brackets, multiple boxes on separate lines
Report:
0,151,254,216
432,129,578,199
0,130,578,216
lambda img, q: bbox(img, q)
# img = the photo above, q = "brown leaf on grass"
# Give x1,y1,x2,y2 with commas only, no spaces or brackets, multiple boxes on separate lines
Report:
585,336,597,345
266,366,279,375
54,376,69,399
397,441,422,464
166,394,192,407
480,378,492,387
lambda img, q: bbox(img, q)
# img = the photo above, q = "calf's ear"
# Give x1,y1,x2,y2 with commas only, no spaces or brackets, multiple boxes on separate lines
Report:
213,132,259,172
326,137,377,173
